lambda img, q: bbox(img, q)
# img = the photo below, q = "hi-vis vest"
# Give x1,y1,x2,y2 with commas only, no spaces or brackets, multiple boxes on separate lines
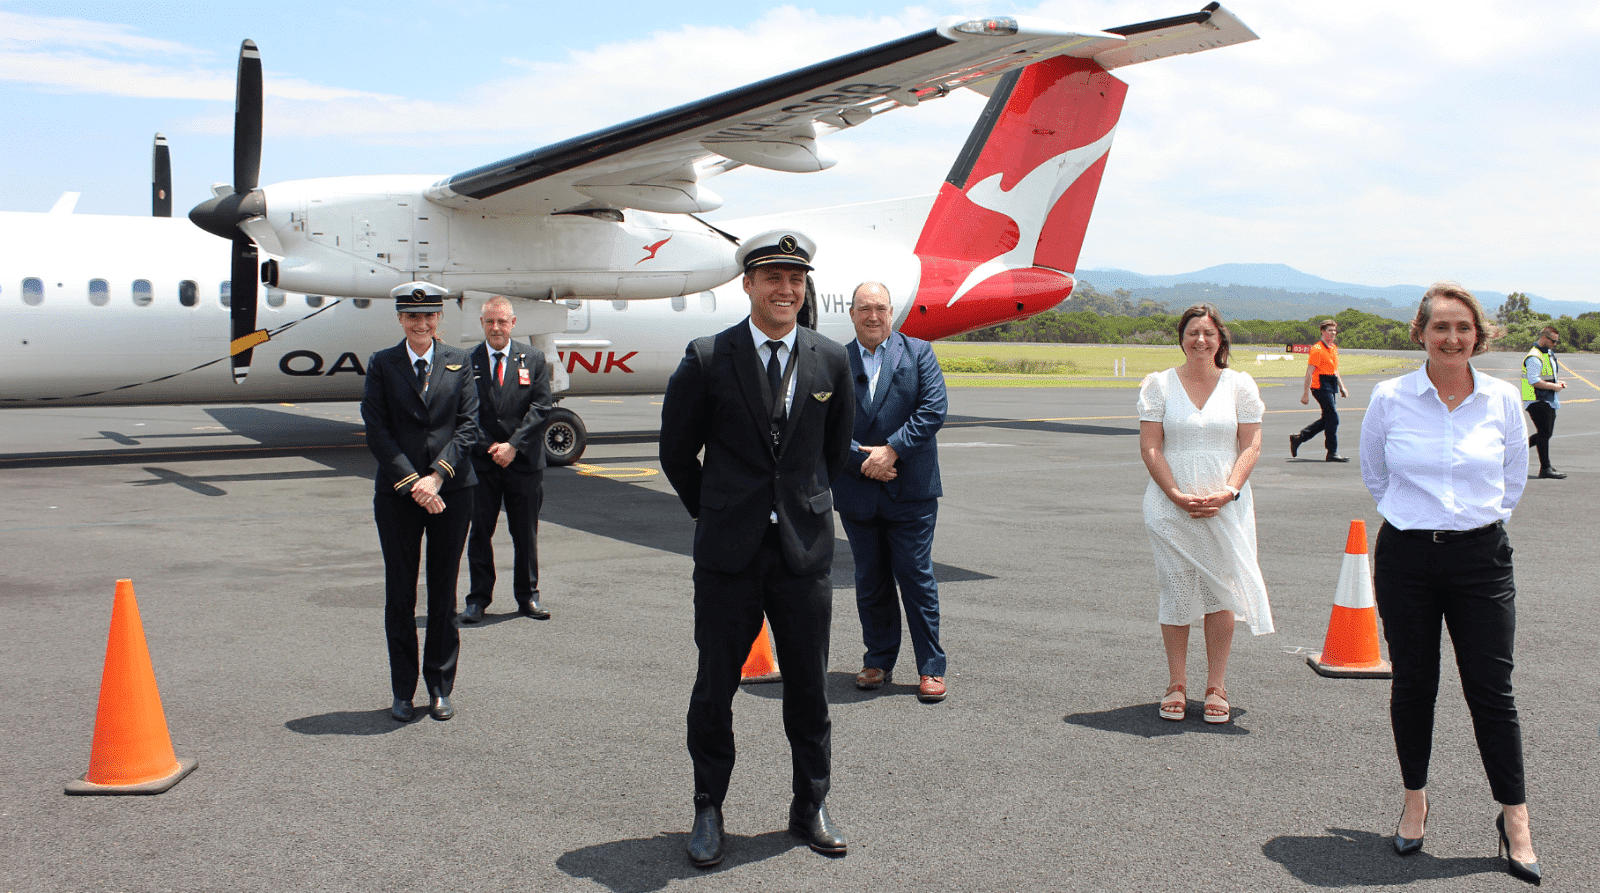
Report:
1520,346,1556,402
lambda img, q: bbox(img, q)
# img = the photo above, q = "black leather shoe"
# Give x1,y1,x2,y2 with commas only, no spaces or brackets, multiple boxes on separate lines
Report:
1326,453,1350,463
429,694,454,721
1539,467,1566,479
789,800,847,856
1289,433,1301,458
686,798,725,868
390,699,415,722
1497,813,1541,885
460,602,485,624
518,598,551,619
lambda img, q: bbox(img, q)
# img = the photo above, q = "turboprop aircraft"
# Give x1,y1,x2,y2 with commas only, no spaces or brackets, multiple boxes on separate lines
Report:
0,4,1257,465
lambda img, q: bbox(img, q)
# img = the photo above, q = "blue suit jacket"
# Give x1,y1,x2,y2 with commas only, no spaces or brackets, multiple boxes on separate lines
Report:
833,331,947,521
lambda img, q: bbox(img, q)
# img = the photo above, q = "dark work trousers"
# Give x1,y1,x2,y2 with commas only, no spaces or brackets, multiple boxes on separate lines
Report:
1373,521,1525,805
842,504,946,677
1526,401,1557,470
375,486,474,701
687,524,832,808
1298,380,1339,454
467,466,543,607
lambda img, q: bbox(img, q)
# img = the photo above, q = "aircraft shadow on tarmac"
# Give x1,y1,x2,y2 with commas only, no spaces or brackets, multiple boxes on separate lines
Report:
1262,827,1504,887
557,829,803,892
1061,702,1251,738
945,414,1138,437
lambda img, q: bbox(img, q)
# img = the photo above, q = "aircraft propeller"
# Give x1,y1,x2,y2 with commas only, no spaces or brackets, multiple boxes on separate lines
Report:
151,133,171,217
187,39,265,384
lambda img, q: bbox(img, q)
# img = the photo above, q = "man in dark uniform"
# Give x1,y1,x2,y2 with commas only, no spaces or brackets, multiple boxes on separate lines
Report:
362,282,479,723
462,295,554,623
659,230,855,867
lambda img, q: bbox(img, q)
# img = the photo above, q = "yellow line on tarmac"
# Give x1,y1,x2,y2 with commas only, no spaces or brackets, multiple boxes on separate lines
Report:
572,463,658,479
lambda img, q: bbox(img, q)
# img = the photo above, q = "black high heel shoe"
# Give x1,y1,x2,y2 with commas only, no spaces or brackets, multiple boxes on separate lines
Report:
1392,799,1427,856
1497,813,1542,885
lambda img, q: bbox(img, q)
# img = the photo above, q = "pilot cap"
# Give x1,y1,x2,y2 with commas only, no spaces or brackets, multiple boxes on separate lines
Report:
391,281,447,313
735,230,815,273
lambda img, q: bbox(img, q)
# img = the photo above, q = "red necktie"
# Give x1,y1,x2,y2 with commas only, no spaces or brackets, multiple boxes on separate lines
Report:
494,352,505,387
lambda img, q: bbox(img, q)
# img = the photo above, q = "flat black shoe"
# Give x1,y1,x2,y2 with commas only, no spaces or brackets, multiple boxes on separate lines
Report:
390,699,415,722
1289,434,1301,458
1538,467,1566,479
460,602,485,624
518,599,551,619
789,801,847,855
1497,813,1542,885
429,694,454,721
1326,453,1350,463
687,800,725,868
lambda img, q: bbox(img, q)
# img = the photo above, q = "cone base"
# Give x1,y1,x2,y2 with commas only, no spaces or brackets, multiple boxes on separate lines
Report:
66,757,197,796
740,672,782,685
1307,654,1393,679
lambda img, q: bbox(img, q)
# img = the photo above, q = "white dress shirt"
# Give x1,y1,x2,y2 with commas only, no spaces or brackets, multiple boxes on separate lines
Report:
1360,364,1528,530
749,320,797,413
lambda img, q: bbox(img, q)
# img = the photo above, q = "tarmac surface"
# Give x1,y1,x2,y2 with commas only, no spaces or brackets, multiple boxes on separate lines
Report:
2,351,1596,892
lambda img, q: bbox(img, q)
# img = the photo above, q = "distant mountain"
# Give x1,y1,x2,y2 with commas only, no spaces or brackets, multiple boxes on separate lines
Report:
1076,263,1597,322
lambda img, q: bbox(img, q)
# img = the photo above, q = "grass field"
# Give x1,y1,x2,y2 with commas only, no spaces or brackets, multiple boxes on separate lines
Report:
931,342,1419,388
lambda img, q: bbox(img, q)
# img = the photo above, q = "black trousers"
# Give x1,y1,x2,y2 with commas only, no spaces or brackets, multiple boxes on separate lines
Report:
688,524,832,808
1298,383,1339,454
1526,401,1556,470
375,487,474,700
467,465,543,606
1373,522,1525,804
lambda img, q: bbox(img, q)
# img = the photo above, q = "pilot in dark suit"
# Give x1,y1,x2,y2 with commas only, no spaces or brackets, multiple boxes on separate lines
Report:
659,230,854,867
462,296,553,624
361,283,479,723
833,282,950,703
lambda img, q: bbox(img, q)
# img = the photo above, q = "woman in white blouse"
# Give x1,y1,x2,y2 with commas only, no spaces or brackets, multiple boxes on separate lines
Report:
1360,282,1540,885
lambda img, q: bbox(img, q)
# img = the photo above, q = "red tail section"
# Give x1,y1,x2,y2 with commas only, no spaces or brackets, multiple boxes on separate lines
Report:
900,55,1128,341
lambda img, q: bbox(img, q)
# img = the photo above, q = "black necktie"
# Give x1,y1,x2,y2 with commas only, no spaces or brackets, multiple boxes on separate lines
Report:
414,358,428,384
493,352,504,387
765,340,784,411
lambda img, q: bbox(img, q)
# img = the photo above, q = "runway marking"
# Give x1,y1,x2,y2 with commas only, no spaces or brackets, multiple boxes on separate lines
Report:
1562,367,1600,392
572,463,658,479
944,407,1368,427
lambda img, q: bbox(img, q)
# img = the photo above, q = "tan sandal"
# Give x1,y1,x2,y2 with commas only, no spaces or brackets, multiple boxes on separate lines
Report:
1203,686,1230,724
1159,683,1186,721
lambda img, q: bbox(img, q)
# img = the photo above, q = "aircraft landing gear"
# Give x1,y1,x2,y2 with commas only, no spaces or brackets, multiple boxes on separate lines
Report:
543,405,587,466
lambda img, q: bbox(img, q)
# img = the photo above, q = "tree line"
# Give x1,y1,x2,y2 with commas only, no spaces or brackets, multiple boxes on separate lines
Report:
947,284,1599,352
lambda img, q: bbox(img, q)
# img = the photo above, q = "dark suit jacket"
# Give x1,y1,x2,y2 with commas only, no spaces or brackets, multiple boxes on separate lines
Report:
469,341,552,482
660,320,854,576
361,339,479,496
833,332,946,521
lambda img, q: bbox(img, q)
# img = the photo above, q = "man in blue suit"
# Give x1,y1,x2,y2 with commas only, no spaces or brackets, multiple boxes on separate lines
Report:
834,282,950,703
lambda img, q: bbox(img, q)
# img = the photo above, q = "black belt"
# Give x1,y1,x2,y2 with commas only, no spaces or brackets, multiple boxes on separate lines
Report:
1389,520,1502,544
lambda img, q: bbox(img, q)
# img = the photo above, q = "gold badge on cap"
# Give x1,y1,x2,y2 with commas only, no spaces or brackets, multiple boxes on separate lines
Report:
779,235,798,253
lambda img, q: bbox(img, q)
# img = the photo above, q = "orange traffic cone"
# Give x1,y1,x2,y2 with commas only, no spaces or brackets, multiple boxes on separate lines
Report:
66,580,198,795
1308,521,1393,679
740,619,782,684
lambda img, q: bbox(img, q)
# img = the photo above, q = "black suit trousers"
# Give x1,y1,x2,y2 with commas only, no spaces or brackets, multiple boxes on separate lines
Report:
688,525,832,808
1298,382,1339,453
1373,522,1525,805
375,487,474,700
467,465,543,606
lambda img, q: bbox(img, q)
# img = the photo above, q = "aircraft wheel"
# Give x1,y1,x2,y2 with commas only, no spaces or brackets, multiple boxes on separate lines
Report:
543,407,587,466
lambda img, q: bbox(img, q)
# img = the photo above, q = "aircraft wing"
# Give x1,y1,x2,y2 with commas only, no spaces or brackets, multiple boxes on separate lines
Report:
423,5,1255,218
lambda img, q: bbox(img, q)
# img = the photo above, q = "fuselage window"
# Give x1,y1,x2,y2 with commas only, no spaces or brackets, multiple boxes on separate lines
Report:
700,290,715,313
179,280,199,307
132,279,153,307
23,277,45,305
89,279,109,306
265,288,285,308
220,281,231,308
352,298,370,309
306,295,324,308
671,295,686,312
611,300,627,311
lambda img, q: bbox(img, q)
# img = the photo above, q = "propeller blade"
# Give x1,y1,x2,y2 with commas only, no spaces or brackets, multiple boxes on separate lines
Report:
233,39,262,193
151,133,171,217
229,237,261,384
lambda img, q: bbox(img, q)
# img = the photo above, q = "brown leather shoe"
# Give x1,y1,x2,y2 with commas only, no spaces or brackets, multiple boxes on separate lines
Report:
854,667,889,690
917,675,947,702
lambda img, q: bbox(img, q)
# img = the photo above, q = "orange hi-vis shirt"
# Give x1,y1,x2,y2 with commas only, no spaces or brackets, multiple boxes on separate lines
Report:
1308,340,1338,388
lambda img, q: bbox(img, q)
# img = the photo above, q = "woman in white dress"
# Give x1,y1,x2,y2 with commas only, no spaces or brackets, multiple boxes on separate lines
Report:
1137,304,1273,724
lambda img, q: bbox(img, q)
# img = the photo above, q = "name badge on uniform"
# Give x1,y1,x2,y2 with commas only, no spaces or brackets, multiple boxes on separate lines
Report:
518,368,531,386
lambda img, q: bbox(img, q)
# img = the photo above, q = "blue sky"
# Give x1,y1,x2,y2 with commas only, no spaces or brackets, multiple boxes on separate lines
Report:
3,1,1596,305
